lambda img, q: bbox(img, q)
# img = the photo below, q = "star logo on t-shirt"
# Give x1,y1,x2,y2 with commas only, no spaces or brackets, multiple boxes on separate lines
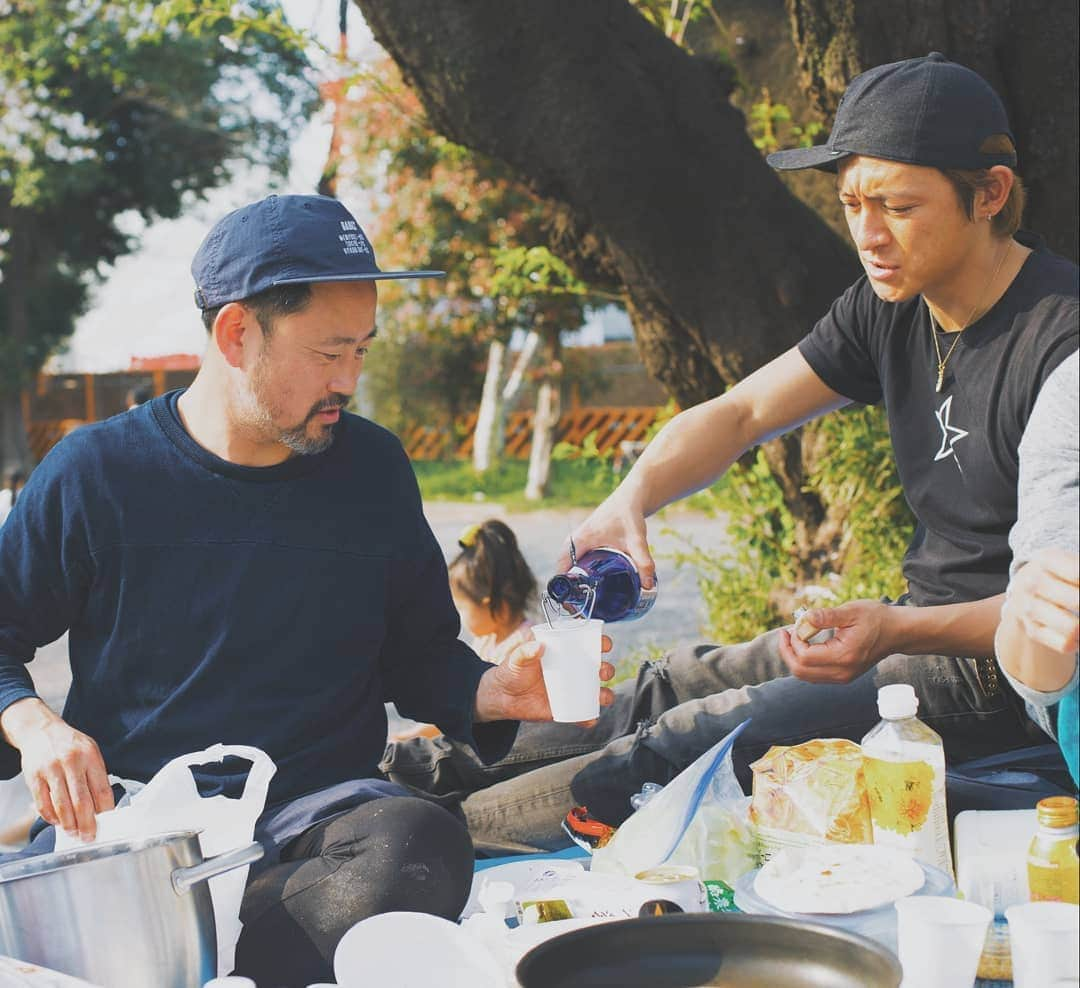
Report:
934,395,970,462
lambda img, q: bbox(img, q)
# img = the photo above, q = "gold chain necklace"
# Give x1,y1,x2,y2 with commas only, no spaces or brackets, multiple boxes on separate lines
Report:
927,240,1010,393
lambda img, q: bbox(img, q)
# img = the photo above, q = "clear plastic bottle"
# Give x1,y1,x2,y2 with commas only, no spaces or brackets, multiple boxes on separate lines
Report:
1027,795,1079,904
546,546,658,622
861,684,953,876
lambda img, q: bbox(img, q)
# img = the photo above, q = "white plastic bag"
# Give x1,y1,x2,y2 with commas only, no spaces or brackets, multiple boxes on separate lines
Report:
55,744,276,977
591,721,758,883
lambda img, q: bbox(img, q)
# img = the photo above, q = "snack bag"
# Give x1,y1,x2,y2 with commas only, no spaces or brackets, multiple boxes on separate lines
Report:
591,720,757,886
749,738,873,860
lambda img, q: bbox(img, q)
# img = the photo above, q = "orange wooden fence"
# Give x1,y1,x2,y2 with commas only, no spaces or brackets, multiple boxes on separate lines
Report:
27,405,662,464
403,405,661,461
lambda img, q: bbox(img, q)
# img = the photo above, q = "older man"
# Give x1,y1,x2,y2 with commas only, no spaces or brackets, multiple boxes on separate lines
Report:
0,194,611,985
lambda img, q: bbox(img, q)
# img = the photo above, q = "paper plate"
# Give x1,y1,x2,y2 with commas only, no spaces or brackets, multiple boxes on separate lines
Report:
333,911,502,988
753,844,926,914
734,855,954,952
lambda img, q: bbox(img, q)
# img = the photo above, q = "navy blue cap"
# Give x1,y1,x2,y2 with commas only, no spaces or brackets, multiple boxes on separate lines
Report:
768,52,1016,173
191,194,444,309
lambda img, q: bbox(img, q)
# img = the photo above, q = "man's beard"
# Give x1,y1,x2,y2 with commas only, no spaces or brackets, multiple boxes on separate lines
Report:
235,353,347,456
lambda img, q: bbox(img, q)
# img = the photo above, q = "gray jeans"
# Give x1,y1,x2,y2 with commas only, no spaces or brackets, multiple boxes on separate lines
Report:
382,628,1046,855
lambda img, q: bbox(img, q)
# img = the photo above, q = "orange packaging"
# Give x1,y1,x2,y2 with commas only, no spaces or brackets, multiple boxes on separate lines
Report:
750,738,874,860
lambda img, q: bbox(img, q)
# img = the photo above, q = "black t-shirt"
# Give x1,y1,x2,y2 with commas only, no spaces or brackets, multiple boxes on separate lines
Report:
799,233,1078,606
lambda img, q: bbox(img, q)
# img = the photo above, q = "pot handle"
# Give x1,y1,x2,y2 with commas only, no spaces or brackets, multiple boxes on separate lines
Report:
172,841,264,896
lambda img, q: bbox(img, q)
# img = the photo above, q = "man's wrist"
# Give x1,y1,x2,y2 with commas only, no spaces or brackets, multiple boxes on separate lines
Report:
472,668,502,724
0,696,54,749
879,602,911,655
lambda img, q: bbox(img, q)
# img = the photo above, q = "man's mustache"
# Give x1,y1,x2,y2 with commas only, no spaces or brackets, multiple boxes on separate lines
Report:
309,395,350,418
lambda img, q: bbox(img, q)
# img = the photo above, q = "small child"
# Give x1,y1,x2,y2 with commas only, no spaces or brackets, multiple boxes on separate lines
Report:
450,519,538,665
388,519,538,742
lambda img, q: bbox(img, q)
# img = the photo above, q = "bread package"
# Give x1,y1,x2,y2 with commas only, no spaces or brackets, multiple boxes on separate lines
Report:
750,738,873,860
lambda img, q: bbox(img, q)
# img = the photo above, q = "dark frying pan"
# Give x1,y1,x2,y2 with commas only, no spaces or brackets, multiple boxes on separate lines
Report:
516,913,902,987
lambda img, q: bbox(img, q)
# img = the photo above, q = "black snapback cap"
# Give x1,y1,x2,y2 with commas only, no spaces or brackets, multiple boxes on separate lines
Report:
767,52,1017,173
192,194,444,309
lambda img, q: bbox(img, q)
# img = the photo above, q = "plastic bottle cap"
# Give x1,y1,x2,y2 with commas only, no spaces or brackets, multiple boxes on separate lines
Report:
1036,795,1079,828
877,683,918,719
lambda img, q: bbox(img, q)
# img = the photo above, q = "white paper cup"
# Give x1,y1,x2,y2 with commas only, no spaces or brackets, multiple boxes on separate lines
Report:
895,895,991,988
531,618,603,722
1005,901,1080,988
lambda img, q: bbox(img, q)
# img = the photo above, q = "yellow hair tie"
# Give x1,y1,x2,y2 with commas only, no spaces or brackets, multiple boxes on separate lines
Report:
458,523,481,549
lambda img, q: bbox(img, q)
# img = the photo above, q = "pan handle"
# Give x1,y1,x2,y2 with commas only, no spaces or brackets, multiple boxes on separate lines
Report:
172,841,264,895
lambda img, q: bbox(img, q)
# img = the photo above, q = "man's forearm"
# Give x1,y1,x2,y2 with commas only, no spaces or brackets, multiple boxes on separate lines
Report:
618,396,750,518
618,348,848,518
885,594,1005,659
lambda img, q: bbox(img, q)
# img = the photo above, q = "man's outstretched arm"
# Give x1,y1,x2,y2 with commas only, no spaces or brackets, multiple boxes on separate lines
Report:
779,594,1007,684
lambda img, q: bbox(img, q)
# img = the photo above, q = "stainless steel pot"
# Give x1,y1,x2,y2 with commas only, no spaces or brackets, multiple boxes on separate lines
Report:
0,830,262,988
516,913,903,987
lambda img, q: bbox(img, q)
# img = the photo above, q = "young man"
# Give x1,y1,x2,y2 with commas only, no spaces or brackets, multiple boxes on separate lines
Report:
385,53,1079,853
0,194,611,984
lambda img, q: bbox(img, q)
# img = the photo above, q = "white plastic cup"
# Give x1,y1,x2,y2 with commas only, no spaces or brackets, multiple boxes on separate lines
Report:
1005,901,1080,988
531,618,604,722
895,895,991,988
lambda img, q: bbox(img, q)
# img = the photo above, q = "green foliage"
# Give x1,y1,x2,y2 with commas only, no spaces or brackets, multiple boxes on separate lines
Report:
748,88,825,154
628,0,718,51
363,317,487,438
0,0,315,391
807,406,913,603
413,457,622,512
671,405,913,643
671,450,797,643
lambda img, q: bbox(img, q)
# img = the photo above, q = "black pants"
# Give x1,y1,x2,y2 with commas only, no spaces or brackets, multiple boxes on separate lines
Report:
233,796,474,987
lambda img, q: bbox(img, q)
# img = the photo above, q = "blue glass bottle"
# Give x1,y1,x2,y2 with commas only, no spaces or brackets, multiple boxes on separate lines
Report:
545,545,658,622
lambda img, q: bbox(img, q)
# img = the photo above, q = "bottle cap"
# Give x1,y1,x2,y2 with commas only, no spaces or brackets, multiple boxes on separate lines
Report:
1036,795,1079,829
877,683,918,719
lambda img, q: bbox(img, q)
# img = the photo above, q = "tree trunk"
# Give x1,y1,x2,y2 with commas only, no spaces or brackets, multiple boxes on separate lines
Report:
473,329,540,472
502,329,540,407
355,0,861,408
355,0,1076,575
525,333,562,501
472,339,507,473
787,0,1079,261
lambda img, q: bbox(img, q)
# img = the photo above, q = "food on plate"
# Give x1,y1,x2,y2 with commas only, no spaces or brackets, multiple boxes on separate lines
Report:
750,738,874,857
753,843,925,914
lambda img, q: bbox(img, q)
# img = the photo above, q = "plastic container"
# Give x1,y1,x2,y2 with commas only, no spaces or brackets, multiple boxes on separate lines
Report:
1027,795,1079,904
1005,900,1080,988
530,618,603,722
545,547,657,622
894,895,991,988
861,684,953,876
954,808,1034,913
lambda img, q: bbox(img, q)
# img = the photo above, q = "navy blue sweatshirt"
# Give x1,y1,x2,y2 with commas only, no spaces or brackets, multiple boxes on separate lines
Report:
0,393,514,805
